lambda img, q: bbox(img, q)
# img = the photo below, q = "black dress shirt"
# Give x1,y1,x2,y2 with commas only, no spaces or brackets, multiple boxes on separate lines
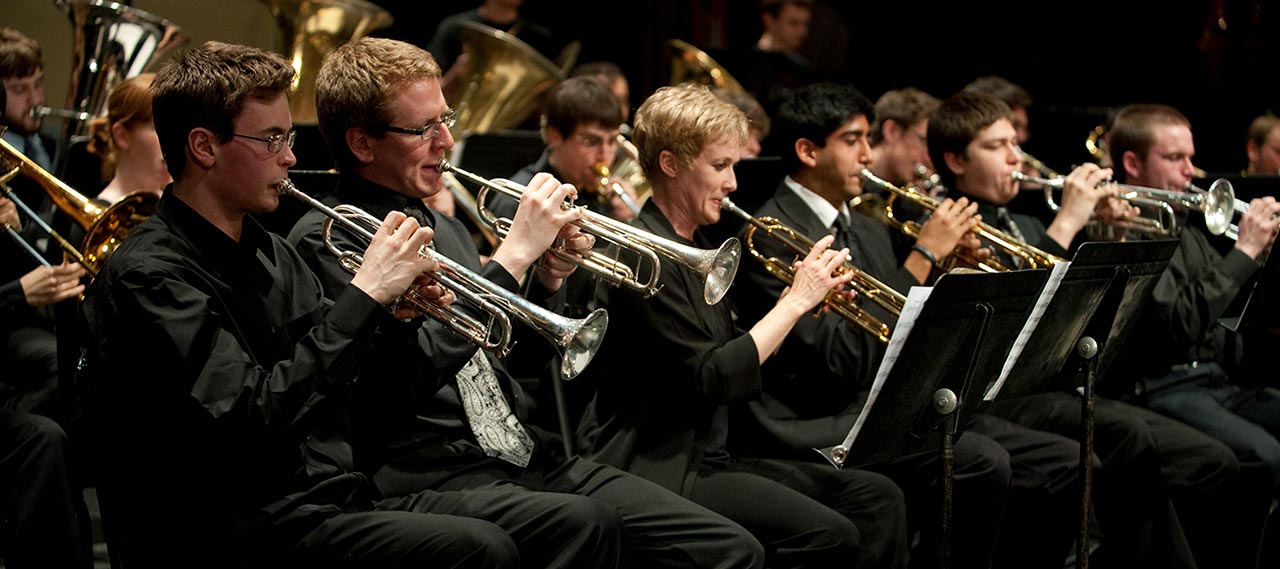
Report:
578,200,761,496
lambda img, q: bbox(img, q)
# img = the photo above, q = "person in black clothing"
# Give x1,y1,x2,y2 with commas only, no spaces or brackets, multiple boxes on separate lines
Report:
291,36,766,569
0,196,87,569
930,91,1247,568
79,40,524,568
1104,102,1280,569
576,82,911,569
731,81,1083,569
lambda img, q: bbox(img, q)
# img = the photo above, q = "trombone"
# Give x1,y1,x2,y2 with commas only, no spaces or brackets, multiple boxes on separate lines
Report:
1015,171,1237,238
440,159,742,305
278,179,609,379
721,197,905,343
859,169,1064,272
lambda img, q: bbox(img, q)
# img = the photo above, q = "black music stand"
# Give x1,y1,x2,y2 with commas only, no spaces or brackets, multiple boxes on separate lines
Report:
819,269,1050,569
981,239,1179,569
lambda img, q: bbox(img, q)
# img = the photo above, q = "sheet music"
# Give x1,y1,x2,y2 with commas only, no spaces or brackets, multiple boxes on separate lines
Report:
983,261,1072,400
835,285,934,451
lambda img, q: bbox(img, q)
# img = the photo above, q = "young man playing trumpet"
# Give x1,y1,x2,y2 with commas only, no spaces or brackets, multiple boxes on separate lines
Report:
930,90,1243,568
730,81,1082,569
291,37,765,569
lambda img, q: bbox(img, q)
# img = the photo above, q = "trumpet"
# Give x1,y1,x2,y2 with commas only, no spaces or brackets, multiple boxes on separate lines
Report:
278,179,608,379
1016,171,1172,236
1016,171,1236,237
440,159,742,305
859,169,1063,272
1186,181,1251,241
720,197,905,343
590,162,643,216
30,106,94,122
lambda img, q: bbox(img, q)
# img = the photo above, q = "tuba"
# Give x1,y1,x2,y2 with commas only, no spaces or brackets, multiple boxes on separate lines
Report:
264,0,393,125
50,0,188,172
667,39,746,94
449,21,565,139
0,132,156,277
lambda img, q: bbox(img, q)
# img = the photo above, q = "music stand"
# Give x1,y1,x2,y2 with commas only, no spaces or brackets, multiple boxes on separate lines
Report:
819,269,1050,568
981,239,1179,569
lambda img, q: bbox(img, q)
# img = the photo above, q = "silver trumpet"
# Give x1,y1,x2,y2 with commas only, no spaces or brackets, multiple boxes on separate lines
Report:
440,159,742,305
279,179,608,379
1014,171,1237,238
30,106,93,122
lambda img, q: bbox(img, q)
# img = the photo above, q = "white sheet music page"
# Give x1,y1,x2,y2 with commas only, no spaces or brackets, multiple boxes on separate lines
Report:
984,261,1072,401
836,285,934,451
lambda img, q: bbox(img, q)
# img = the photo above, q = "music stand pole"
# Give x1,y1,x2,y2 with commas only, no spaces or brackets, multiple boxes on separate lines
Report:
1074,336,1100,569
934,388,960,569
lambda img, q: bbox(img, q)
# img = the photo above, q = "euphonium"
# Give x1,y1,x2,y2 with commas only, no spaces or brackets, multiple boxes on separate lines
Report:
449,21,565,139
859,169,1064,272
279,179,608,379
264,0,393,125
52,0,187,171
0,132,156,277
720,197,905,343
441,159,742,305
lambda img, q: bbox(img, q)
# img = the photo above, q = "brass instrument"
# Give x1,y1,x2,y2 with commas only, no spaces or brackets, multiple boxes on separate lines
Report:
279,179,608,379
720,197,905,343
1016,170,1171,236
590,162,642,216
668,39,746,94
859,169,1064,272
0,133,156,277
265,0,393,125
607,134,652,210
441,160,742,305
450,21,565,139
1016,171,1236,237
1020,150,1061,180
52,0,187,171
1187,181,1250,241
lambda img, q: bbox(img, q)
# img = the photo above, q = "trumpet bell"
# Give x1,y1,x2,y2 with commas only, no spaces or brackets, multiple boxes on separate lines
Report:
265,0,393,125
559,308,609,379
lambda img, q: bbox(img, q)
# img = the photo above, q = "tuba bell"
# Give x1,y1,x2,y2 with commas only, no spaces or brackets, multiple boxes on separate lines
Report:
667,39,746,94
264,0,394,125
50,0,188,173
449,21,565,139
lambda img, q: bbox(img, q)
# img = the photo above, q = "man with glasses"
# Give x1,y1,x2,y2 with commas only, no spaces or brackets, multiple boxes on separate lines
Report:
288,37,765,569
79,40,526,568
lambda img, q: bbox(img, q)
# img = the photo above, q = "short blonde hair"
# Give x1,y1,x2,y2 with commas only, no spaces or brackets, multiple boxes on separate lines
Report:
633,84,748,185
316,37,442,170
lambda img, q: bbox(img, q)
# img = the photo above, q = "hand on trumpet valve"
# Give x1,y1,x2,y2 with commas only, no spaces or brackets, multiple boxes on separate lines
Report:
499,172,585,278
1234,196,1280,261
1057,163,1116,231
779,234,856,318
916,196,981,261
535,226,595,290
20,261,86,307
349,211,437,307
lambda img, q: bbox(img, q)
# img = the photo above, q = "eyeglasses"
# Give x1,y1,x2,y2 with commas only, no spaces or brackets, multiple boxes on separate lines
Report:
232,129,297,154
383,109,457,140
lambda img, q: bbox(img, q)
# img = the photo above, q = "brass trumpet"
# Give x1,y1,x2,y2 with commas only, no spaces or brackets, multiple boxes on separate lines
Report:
279,179,608,379
859,169,1063,272
721,197,905,343
590,162,643,216
440,159,742,305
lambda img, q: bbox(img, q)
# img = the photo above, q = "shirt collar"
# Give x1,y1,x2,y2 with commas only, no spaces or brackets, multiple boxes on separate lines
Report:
157,191,275,266
333,172,439,229
783,175,849,227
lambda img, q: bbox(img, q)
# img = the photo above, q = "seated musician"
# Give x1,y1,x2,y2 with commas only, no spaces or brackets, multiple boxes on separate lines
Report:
930,91,1249,568
577,82,912,568
85,73,170,204
79,40,525,568
1102,103,1280,568
290,37,765,569
730,81,1081,569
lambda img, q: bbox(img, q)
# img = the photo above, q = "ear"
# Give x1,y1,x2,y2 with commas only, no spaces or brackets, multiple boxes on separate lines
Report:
794,138,819,168
110,122,129,151
943,150,965,177
658,149,679,179
346,127,375,165
1246,140,1260,164
544,126,565,147
881,119,902,144
189,128,216,169
1121,150,1141,181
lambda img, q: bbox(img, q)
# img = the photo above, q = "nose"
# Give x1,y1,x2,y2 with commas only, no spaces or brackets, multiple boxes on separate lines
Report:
1009,143,1023,164
435,122,456,150
280,143,298,169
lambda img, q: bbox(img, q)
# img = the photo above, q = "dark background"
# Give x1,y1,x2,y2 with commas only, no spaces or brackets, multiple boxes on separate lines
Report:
370,0,1279,177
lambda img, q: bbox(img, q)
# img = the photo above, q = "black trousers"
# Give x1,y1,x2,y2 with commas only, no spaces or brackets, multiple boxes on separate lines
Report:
985,392,1244,569
378,454,765,569
688,458,909,569
0,411,87,569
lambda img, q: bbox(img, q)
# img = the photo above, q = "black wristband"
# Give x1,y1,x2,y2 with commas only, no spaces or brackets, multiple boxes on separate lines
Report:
911,243,939,267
